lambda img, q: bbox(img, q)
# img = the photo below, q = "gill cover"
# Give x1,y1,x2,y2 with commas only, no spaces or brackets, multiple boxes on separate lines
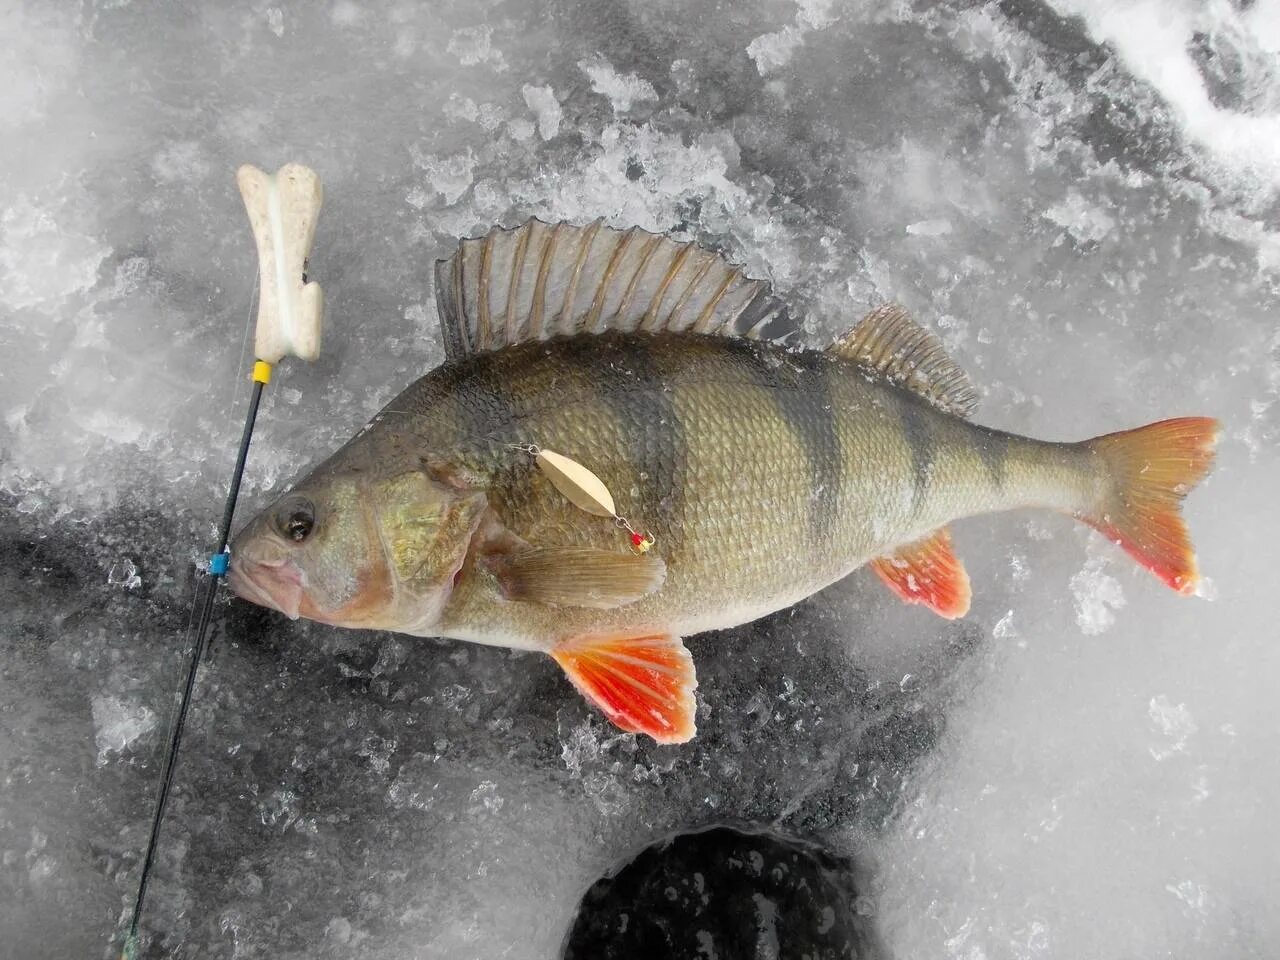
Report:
371,467,488,632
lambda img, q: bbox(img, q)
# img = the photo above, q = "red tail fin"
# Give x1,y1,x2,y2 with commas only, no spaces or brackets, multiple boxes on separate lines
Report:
1081,417,1218,594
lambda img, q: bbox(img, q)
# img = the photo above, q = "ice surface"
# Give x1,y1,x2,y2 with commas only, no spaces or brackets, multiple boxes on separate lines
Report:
1049,0,1280,204
1,0,1278,958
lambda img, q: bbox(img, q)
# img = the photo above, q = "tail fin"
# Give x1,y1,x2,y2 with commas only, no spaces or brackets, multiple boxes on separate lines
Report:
1081,417,1219,595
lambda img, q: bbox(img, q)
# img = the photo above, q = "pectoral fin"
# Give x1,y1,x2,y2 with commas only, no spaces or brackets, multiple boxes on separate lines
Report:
487,546,665,609
870,527,971,619
552,630,697,744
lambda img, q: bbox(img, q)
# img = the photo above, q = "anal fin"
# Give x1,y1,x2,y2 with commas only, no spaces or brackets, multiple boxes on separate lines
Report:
870,527,971,619
552,630,697,744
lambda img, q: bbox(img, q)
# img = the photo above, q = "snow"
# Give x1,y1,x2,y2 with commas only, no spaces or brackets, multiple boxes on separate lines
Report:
747,26,807,76
1049,0,1280,204
746,0,839,76
448,25,508,72
2,0,1278,958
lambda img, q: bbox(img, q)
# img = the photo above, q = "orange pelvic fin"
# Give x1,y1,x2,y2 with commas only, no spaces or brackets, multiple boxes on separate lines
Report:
551,630,697,744
870,526,971,619
1081,416,1219,595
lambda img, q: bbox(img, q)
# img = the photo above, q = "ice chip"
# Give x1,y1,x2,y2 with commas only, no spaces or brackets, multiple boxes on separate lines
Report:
1147,694,1198,761
577,56,658,113
747,25,804,75
521,84,561,140
1069,555,1125,635
90,694,156,765
106,557,142,589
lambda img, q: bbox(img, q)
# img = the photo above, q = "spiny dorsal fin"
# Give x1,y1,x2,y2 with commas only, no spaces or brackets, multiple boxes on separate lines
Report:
830,304,978,418
434,218,791,359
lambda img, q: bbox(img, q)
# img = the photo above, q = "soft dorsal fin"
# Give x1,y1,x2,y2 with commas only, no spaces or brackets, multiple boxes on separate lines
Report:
434,218,791,359
830,304,978,418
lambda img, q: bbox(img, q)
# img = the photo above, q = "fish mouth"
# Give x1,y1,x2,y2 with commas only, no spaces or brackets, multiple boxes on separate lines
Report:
227,556,305,620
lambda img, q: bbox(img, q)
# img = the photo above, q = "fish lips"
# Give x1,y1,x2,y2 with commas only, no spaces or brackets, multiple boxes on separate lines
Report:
228,556,306,620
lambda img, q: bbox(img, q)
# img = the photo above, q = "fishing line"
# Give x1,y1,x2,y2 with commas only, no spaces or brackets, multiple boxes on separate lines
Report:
230,271,260,411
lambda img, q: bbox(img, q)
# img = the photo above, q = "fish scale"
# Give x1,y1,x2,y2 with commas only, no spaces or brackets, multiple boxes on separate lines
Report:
430,332,1044,646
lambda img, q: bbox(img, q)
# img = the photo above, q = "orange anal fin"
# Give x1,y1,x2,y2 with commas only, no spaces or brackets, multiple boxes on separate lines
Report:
551,631,697,744
870,527,971,619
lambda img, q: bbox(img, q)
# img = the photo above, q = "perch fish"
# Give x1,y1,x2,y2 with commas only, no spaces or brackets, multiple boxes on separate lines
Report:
229,219,1218,743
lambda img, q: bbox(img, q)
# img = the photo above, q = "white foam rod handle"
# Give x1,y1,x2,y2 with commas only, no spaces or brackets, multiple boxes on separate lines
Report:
236,163,324,363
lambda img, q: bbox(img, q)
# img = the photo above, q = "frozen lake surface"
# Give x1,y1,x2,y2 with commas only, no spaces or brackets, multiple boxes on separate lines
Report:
1,0,1278,957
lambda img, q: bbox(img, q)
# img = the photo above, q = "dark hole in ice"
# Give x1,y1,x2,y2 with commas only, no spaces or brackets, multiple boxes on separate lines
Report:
562,826,884,960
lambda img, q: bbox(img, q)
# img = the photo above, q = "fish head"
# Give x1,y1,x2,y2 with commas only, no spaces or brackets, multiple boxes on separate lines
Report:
228,468,384,627
229,460,487,633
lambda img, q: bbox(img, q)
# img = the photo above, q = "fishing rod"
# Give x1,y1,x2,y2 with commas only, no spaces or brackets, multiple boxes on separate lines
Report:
120,163,325,960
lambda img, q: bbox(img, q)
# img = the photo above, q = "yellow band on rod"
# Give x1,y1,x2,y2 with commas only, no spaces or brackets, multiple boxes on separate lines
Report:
252,360,272,384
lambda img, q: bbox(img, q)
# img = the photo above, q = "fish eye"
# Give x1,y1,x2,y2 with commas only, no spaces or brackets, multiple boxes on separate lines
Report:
287,512,313,542
276,498,316,543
